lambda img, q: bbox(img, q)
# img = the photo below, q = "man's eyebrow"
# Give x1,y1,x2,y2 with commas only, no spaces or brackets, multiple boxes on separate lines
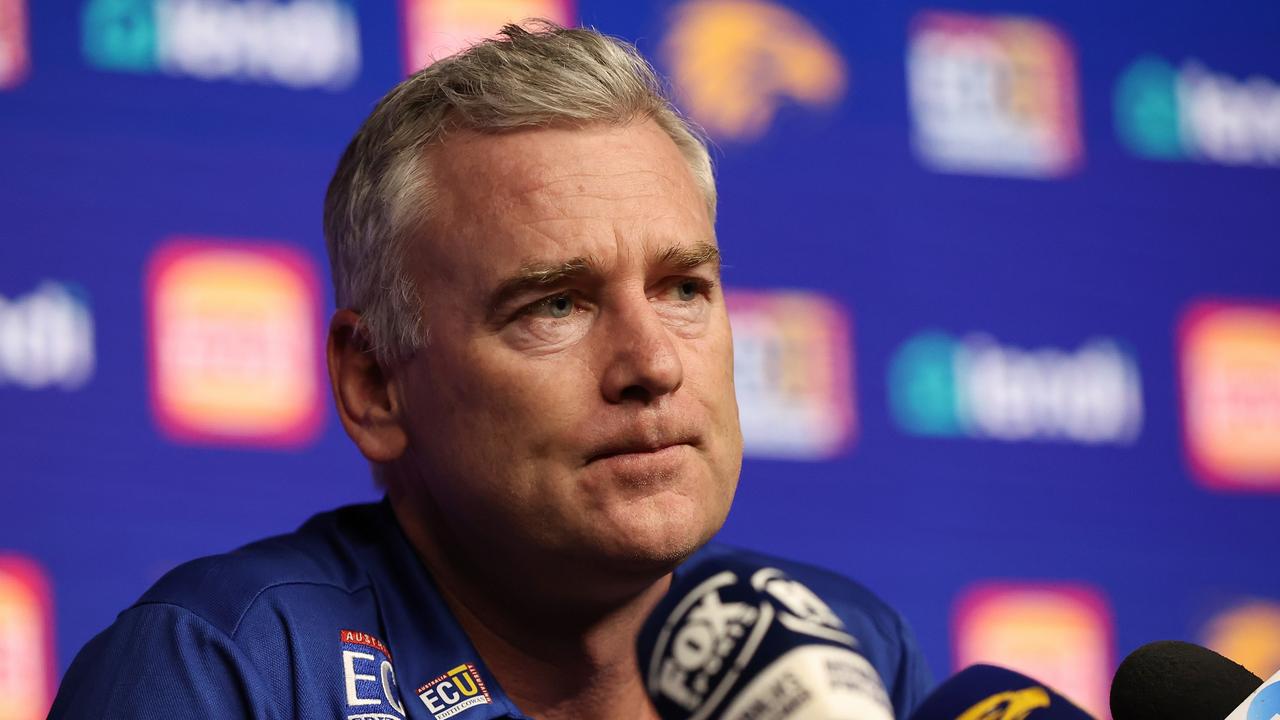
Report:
656,241,721,271
488,256,598,314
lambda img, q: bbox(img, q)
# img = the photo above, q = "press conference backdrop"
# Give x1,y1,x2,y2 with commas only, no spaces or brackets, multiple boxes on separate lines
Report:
2,0,1278,717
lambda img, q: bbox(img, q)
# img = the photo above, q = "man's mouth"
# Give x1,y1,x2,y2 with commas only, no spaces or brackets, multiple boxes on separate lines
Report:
585,437,696,466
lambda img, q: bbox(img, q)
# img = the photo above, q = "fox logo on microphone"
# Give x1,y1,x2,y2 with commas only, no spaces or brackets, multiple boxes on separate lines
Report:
643,565,893,720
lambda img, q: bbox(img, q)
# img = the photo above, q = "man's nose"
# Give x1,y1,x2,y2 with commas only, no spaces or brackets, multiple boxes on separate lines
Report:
599,295,684,404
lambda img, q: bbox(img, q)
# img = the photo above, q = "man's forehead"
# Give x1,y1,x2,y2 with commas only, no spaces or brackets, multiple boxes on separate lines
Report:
432,121,700,205
420,121,713,283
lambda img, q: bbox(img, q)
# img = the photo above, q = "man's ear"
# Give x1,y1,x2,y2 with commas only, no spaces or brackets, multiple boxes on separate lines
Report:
327,309,408,463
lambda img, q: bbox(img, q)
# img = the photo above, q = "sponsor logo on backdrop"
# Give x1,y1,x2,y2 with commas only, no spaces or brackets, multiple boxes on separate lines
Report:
146,237,324,448
727,290,855,459
1116,57,1280,167
954,583,1112,719
81,0,361,90
1202,600,1280,680
888,331,1143,444
339,629,405,719
0,0,29,90
417,663,491,719
0,281,95,391
0,555,55,720
399,0,574,74
660,0,846,142
906,11,1082,177
1180,301,1280,490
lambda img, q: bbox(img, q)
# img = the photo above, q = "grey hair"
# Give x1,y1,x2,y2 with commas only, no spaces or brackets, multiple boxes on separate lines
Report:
322,21,717,366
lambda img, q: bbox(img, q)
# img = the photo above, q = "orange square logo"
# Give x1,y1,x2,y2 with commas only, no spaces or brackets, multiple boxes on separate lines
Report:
1180,301,1280,490
727,290,855,459
1202,599,1280,680
954,583,1112,719
400,0,575,74
0,555,55,720
146,238,324,448
0,0,29,90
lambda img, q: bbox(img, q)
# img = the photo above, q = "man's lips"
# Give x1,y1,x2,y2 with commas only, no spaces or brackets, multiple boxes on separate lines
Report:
585,438,697,466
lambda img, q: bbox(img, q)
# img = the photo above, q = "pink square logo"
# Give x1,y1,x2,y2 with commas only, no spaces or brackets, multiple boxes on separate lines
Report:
0,0,29,90
1180,301,1280,490
146,238,325,448
400,0,575,74
726,289,856,459
0,555,55,720
954,582,1113,718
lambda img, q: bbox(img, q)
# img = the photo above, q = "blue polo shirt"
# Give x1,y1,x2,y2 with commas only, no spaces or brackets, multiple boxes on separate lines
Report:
50,501,932,719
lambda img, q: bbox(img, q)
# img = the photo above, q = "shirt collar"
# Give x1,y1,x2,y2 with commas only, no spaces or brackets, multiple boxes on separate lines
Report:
352,498,530,720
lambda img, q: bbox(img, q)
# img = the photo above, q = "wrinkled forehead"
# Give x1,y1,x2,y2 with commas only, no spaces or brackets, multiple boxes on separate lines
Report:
415,120,714,286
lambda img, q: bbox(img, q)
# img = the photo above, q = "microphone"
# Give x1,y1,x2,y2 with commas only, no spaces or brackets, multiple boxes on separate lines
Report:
1110,640,1262,720
907,664,1095,720
637,556,895,720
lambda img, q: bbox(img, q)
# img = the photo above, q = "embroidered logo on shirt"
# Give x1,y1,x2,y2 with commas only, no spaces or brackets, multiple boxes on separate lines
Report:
339,629,406,719
417,663,492,719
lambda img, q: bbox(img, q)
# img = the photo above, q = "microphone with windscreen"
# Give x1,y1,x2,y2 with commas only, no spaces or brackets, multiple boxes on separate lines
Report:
1109,640,1262,720
637,556,895,720
907,664,1095,720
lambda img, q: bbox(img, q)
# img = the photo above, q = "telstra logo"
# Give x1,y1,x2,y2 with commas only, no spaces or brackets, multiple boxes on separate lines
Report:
1116,56,1280,167
81,0,361,90
888,331,1143,444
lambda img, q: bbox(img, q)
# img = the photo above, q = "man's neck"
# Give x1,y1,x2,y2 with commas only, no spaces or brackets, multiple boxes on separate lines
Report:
390,493,669,720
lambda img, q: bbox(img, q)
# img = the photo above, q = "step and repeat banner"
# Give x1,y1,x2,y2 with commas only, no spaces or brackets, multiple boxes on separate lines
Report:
2,0,1279,716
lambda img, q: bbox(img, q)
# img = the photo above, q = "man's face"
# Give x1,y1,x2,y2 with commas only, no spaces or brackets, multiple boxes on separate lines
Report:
395,120,742,577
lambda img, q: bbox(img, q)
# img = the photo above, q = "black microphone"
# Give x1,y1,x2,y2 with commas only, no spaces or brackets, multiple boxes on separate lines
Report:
1109,640,1262,720
907,664,1095,720
637,555,894,720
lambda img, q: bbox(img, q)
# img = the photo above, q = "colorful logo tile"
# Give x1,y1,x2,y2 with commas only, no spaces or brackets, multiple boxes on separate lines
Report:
1180,301,1280,490
1116,56,1280,167
81,0,360,90
1202,599,1280,680
660,0,846,142
907,11,1082,177
146,238,324,448
0,282,95,391
400,0,575,74
954,583,1113,719
0,555,55,720
727,290,855,459
888,331,1143,445
0,0,29,90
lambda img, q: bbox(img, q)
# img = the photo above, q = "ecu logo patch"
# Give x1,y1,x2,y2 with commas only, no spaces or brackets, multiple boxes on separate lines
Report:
418,663,492,719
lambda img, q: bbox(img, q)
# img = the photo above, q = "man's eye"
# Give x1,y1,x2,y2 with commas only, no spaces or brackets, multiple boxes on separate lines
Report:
528,294,575,319
675,280,699,302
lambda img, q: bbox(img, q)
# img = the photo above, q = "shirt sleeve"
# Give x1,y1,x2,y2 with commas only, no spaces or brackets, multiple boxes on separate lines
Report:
49,602,283,720
888,611,935,718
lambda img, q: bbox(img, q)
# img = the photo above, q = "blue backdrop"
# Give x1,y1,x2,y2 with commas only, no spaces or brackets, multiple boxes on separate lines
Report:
3,0,1279,717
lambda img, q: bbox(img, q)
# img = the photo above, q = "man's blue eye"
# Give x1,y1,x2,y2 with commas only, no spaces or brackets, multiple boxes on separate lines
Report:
676,281,699,301
545,295,574,318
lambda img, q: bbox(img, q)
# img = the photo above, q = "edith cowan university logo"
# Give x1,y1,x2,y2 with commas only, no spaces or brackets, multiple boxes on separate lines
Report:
906,10,1082,178
417,663,492,719
339,630,406,720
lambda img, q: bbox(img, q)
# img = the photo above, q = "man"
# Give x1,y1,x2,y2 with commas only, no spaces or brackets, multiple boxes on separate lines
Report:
51,23,930,720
